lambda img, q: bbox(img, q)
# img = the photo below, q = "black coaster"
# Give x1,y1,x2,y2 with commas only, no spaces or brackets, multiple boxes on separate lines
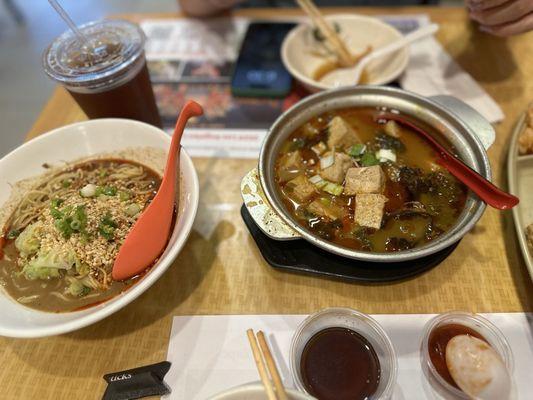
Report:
241,205,459,283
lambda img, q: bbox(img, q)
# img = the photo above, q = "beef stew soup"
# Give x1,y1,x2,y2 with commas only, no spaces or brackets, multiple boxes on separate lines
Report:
274,108,467,253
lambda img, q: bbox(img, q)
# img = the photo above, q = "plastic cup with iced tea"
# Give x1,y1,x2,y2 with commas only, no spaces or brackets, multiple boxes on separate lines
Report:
43,19,162,127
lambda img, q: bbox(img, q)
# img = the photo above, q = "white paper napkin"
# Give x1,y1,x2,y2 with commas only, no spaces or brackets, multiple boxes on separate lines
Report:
391,15,505,124
165,313,532,399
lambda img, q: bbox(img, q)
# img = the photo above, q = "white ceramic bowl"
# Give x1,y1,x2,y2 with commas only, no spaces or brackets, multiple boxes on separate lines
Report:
281,14,408,92
207,382,315,400
0,119,199,338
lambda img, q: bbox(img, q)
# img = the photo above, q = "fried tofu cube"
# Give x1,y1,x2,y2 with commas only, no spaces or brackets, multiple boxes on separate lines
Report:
308,199,344,220
344,166,385,195
355,194,387,229
327,116,361,150
320,152,353,184
287,175,316,203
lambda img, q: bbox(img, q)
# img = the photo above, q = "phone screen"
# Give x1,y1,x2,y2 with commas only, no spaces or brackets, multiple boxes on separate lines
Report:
231,22,296,98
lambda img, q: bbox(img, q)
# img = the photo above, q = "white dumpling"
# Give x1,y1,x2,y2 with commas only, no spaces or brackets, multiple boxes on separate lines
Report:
446,334,511,400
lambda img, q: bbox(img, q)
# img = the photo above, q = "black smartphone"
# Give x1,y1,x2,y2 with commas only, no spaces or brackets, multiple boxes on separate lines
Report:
231,22,296,98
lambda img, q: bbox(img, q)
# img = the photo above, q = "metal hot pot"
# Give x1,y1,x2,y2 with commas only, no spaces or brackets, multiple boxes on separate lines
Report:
242,86,495,262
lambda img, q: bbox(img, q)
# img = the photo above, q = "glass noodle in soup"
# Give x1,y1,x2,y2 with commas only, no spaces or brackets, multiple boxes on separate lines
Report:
274,108,467,253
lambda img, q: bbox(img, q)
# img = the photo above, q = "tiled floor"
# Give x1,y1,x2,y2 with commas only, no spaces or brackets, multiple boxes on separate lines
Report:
0,0,463,157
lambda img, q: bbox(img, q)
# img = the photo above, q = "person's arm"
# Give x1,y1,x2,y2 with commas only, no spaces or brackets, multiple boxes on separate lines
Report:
466,0,533,36
178,0,245,17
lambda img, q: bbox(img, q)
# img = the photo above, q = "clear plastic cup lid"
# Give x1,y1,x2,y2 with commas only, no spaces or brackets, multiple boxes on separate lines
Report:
43,19,145,89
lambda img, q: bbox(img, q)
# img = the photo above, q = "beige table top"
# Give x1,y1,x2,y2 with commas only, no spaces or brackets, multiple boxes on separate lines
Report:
1,7,532,399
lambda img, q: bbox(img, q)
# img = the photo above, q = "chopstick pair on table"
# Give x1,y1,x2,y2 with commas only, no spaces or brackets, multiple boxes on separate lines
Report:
246,329,289,400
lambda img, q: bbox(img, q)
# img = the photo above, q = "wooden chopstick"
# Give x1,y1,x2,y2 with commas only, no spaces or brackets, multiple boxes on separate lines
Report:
247,329,277,400
257,331,289,400
246,329,288,400
295,0,354,67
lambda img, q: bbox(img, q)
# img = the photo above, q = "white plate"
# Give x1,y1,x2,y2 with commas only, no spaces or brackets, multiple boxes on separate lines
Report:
507,112,533,281
0,119,199,338
207,382,314,400
281,14,408,92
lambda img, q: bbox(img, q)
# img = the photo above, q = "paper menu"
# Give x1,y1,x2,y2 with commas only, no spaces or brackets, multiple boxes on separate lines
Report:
165,313,532,399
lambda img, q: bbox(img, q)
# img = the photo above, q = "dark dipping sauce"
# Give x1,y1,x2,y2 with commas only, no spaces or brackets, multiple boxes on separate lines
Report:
428,324,487,388
300,327,381,400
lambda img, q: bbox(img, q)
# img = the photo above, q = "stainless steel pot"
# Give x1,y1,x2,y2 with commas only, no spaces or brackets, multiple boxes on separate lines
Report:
242,86,494,262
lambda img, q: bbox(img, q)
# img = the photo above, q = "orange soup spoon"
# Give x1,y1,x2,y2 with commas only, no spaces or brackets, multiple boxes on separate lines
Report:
112,100,203,281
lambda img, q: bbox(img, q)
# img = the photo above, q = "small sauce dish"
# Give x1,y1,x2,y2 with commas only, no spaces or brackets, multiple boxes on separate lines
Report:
290,307,397,400
420,312,515,399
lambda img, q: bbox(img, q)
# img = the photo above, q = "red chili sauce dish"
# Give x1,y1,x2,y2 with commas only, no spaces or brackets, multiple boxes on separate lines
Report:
300,327,381,400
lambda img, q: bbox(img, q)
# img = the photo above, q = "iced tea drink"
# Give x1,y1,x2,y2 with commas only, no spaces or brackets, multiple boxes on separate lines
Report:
43,20,161,127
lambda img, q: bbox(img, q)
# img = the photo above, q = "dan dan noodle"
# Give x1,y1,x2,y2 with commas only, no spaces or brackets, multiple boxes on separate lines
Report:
0,153,164,312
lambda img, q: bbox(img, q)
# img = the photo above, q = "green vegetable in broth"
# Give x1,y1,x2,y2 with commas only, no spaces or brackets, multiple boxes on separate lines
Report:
360,152,379,167
15,222,42,257
348,144,366,158
66,279,91,297
22,249,78,280
99,213,118,241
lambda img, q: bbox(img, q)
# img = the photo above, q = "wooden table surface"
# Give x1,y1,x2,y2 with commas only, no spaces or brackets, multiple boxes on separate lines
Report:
2,7,533,399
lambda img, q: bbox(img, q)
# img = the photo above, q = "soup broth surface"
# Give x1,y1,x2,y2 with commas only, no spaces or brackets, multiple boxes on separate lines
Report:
274,107,467,252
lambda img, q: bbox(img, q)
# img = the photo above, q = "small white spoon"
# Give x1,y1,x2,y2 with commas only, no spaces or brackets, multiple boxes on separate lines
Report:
353,23,439,84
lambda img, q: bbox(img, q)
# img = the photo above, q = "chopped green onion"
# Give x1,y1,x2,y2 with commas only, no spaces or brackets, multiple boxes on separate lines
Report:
102,186,117,196
360,152,379,167
50,198,64,208
99,225,114,241
101,214,117,228
70,220,81,230
322,182,344,196
125,203,141,217
51,204,87,239
118,191,131,201
61,180,71,188
99,213,117,241
348,143,366,157
6,229,20,240
319,197,332,206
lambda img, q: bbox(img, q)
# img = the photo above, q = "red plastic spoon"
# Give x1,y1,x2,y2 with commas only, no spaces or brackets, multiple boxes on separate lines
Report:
378,113,519,210
112,100,203,281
